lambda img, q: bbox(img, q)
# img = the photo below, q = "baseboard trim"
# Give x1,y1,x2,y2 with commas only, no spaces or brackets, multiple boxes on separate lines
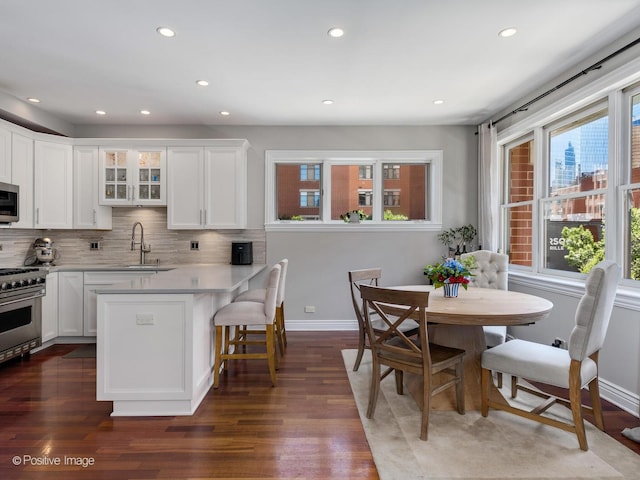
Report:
600,377,640,418
286,319,358,331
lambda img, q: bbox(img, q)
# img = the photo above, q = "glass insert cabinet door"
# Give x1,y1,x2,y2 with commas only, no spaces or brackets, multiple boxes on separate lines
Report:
99,147,166,206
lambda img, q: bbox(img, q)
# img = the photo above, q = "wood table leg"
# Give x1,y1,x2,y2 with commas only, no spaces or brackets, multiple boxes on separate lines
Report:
405,324,508,411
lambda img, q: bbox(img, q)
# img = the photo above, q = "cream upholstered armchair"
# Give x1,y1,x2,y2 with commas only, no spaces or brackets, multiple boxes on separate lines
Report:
460,250,509,347
480,260,620,451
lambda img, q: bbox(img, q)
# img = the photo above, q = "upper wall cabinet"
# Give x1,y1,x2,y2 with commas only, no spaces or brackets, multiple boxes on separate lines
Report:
34,140,73,229
11,133,34,228
0,127,11,183
167,141,248,229
98,147,166,206
74,146,112,229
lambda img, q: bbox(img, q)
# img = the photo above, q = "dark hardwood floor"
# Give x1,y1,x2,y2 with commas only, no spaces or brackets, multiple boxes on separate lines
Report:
0,332,638,479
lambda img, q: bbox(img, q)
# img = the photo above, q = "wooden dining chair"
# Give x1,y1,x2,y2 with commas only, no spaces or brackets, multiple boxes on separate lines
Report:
481,260,620,450
348,268,419,372
360,284,465,440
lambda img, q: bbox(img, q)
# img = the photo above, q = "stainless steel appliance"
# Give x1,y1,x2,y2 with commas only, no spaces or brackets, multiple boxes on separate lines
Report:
0,268,47,364
24,237,59,266
0,182,19,224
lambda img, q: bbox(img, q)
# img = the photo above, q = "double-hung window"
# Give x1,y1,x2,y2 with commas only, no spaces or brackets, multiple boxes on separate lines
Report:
265,150,443,230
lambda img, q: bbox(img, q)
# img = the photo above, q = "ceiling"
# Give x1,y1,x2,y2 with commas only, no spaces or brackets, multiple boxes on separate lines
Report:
2,0,640,129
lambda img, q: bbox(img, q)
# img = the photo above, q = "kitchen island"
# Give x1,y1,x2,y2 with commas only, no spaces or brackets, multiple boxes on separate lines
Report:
95,264,266,416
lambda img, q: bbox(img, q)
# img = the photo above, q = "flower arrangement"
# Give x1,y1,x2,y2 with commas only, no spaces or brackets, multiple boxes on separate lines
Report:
423,257,476,289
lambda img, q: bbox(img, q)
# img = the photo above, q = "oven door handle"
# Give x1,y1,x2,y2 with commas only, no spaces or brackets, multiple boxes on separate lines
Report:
1,293,45,306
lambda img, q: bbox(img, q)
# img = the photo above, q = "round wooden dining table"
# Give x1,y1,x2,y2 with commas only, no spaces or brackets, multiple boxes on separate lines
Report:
385,285,554,411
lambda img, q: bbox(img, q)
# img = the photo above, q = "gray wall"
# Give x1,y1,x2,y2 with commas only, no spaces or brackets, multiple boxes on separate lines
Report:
73,125,478,324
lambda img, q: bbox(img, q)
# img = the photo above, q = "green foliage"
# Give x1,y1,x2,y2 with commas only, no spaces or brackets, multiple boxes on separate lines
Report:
340,209,367,222
561,225,605,273
383,209,408,221
631,208,640,280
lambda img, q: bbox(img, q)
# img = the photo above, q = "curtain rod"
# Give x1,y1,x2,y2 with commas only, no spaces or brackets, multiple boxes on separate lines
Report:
490,36,640,127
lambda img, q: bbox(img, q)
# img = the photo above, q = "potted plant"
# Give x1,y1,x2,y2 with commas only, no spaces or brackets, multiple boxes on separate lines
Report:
423,256,476,297
459,224,477,253
340,209,367,223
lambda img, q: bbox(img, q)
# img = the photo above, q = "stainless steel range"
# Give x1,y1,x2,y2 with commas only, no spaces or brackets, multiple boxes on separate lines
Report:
0,267,47,364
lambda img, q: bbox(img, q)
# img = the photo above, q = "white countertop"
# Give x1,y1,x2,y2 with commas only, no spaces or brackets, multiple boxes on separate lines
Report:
90,264,267,294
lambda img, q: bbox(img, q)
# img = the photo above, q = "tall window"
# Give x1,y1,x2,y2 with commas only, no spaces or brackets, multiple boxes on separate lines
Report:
543,107,608,273
266,150,443,229
623,89,640,280
502,137,534,267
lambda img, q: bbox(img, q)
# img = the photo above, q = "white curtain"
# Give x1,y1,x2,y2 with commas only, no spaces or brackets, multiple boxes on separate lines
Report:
477,123,499,251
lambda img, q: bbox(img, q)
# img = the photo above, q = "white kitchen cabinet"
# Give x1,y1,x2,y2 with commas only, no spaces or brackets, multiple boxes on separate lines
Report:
74,146,112,229
98,147,166,206
167,141,248,229
34,140,73,229
11,133,34,228
58,271,84,336
83,271,156,337
0,126,11,184
41,272,59,343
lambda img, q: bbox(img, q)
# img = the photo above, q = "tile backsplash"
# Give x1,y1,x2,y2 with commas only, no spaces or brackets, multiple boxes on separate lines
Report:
0,208,265,268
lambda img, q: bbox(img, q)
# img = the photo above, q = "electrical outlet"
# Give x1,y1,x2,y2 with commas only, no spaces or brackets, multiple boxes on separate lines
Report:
90,241,101,250
553,337,567,349
190,240,199,251
305,306,315,313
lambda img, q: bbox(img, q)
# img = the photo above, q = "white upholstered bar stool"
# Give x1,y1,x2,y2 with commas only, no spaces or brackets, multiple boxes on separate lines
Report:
481,260,620,451
212,264,281,388
234,259,288,355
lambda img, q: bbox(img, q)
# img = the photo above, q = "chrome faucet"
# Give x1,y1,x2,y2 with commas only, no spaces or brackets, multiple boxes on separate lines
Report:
131,221,151,265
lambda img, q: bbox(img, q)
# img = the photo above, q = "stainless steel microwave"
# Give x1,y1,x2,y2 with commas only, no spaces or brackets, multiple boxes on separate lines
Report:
0,182,19,223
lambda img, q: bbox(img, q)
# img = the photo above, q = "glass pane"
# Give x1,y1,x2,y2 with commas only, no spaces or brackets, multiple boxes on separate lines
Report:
276,163,321,220
506,204,532,267
116,185,127,199
139,185,149,199
150,185,161,199
381,163,426,221
549,110,608,196
117,168,127,182
139,169,149,182
139,151,161,168
507,140,534,203
331,164,372,220
543,195,605,273
632,93,640,181
105,168,115,182
150,169,161,182
105,185,115,199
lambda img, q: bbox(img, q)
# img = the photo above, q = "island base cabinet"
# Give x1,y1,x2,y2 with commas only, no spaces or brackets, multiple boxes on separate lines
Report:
97,293,216,416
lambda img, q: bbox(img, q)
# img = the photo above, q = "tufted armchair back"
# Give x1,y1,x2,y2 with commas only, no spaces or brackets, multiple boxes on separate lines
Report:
460,250,508,290
568,260,620,362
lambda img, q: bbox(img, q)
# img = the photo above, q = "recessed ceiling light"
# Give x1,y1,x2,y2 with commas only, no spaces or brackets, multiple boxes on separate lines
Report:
321,99,334,105
140,110,151,115
220,111,230,116
327,27,344,38
498,27,517,38
156,26,176,38
196,80,209,86
27,97,40,103
95,110,106,115
433,99,444,105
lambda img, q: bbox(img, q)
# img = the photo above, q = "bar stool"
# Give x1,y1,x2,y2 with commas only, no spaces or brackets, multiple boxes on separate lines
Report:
212,264,281,388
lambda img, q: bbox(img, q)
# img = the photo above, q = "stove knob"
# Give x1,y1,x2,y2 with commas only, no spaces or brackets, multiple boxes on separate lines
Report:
8,281,16,289
25,278,34,285
17,280,26,287
0,282,7,290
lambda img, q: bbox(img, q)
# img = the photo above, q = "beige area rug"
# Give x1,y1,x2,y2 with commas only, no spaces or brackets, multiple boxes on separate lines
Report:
343,349,640,480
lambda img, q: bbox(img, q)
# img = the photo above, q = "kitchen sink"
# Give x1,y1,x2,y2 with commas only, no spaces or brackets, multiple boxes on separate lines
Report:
120,265,174,271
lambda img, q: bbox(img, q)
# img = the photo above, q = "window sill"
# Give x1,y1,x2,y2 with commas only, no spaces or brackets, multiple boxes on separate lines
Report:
265,221,442,232
509,270,640,312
